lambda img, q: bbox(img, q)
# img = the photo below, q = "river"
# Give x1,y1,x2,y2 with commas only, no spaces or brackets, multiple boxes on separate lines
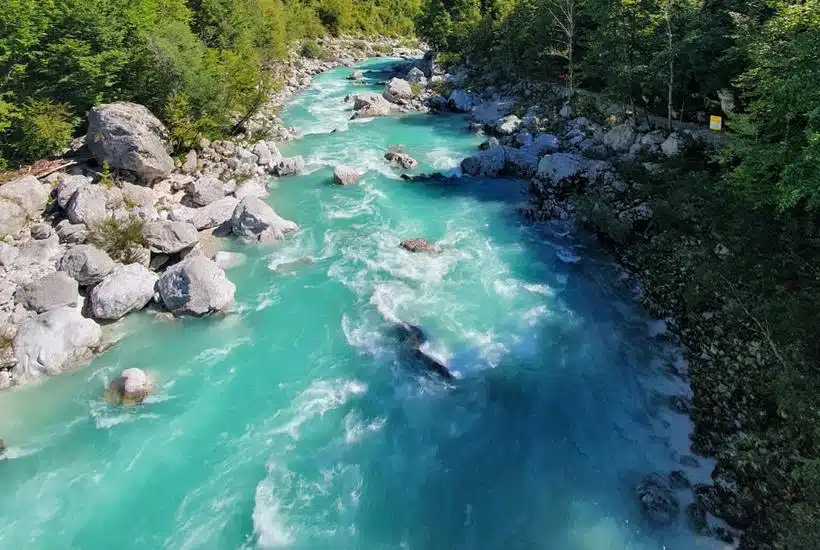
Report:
0,59,717,550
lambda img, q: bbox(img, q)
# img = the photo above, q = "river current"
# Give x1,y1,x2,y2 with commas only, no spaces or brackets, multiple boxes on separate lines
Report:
0,59,717,550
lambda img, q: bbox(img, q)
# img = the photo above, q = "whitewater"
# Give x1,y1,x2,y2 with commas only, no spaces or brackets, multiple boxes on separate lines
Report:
0,59,719,550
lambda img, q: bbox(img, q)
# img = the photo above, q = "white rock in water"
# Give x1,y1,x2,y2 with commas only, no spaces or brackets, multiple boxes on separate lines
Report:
85,102,174,181
333,165,362,185
231,196,298,243
12,306,102,380
105,368,155,405
157,255,235,316
89,263,158,320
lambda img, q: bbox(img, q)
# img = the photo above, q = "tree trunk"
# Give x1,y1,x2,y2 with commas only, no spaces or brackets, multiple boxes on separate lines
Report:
666,1,674,132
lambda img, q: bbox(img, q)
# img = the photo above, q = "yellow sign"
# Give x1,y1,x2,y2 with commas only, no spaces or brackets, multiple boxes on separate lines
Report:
709,115,723,131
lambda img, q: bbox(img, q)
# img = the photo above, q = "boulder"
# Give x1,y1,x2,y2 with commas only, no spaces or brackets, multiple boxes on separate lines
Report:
559,103,573,118
495,115,521,136
181,149,198,174
537,153,584,182
333,165,362,185
635,474,680,527
383,78,414,104
385,151,418,170
400,238,437,254
67,186,108,226
15,271,79,313
89,263,158,320
55,175,91,209
602,123,637,152
142,220,199,254
157,255,235,316
12,306,102,380
460,147,506,177
234,178,269,200
58,244,116,286
347,70,364,81
273,156,305,177
30,223,53,240
231,196,298,243
0,242,19,268
406,67,426,85
55,220,88,244
661,132,688,157
252,142,273,165
472,99,516,125
0,176,49,217
479,137,500,151
448,90,476,113
352,93,393,118
233,147,258,169
0,200,26,239
85,102,174,181
120,181,157,209
188,176,225,206
529,133,561,155
502,147,540,177
175,197,239,230
104,368,155,405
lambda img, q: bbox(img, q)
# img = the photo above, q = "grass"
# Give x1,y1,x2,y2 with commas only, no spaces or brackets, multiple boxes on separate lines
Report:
87,217,145,263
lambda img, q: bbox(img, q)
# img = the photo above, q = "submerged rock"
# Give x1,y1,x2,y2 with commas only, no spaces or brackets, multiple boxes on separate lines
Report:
385,151,418,170
635,474,680,527
105,368,155,405
333,165,362,185
399,238,437,254
389,321,455,381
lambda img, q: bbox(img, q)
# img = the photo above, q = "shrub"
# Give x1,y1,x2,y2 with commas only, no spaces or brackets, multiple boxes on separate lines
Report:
300,39,327,60
87,217,146,264
13,99,78,164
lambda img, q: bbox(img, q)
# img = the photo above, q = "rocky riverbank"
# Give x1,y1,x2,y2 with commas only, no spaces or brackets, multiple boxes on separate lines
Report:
0,37,426,391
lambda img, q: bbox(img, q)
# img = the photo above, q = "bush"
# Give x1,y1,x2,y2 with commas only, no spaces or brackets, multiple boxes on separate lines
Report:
12,99,78,164
87,217,146,264
300,39,327,59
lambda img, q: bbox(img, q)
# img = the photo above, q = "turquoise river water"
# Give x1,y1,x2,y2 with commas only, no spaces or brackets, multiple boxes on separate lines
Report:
0,59,719,550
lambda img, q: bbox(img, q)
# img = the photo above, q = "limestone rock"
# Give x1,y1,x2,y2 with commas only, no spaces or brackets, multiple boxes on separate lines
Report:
30,223,52,240
0,200,26,239
400,238,437,254
142,220,199,254
234,178,269,200
188,176,225,206
273,157,305,177
15,271,79,313
661,132,688,157
383,78,414,104
67,186,108,226
55,220,88,244
448,90,476,113
333,165,362,185
12,306,102,380
460,147,506,177
58,244,116,286
55,174,91,209
105,368,155,405
252,142,273,165
495,115,521,136
385,151,418,170
231,196,298,243
347,70,364,81
0,175,49,218
603,123,637,152
213,251,246,270
157,255,235,316
120,181,157,209
85,102,174,181
0,242,19,268
352,93,393,118
89,263,158,320
537,153,584,182
173,197,239,230
181,150,198,174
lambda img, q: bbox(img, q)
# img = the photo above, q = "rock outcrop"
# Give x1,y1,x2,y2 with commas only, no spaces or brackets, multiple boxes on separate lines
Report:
157,255,235,316
231,197,297,243
85,102,174,181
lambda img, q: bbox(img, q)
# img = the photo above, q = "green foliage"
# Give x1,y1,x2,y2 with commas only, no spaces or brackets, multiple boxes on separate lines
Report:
13,99,78,163
87,217,146,264
300,39,328,59
98,162,116,188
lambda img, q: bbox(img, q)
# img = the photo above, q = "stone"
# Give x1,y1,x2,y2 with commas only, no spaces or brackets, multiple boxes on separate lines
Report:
86,102,174,181
0,176,49,217
142,220,199,254
157,255,235,316
105,368,155,405
635,474,680,527
58,245,116,286
351,93,393,118
472,98,516,125
537,153,584,182
333,165,362,185
213,251,246,270
55,174,91,209
382,78,414,104
502,147,540,177
12,306,102,380
120,181,157,209
15,271,79,313
448,90,476,113
231,196,298,243
479,137,500,151
661,132,688,157
181,150,198,174
188,176,225,206
400,238,436,254
252,142,273,165
0,199,26,239
234,147,258,169
529,133,561,155
30,223,52,240
347,70,364,81
669,470,691,490
385,151,418,170
55,220,88,244
559,103,573,118
603,123,637,152
495,115,521,136
67,186,108,226
174,197,239,230
0,242,19,268
273,156,305,177
89,263,158,320
461,147,506,177
234,178,269,200
641,130,666,148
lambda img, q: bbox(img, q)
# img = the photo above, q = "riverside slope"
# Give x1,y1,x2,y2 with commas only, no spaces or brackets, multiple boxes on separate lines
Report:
0,59,719,550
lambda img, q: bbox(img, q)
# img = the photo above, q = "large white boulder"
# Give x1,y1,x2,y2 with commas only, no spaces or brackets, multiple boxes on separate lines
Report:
231,197,298,243
157,255,235,316
351,93,393,119
55,174,91,209
383,78,414,104
460,147,506,177
0,200,26,239
105,368,155,405
58,245,116,286
171,197,239,230
603,123,637,152
15,271,79,313
85,102,174,181
188,176,225,206
495,115,521,136
66,186,108,226
12,306,102,380
333,165,362,185
0,176,49,218
90,263,158,320
142,220,199,254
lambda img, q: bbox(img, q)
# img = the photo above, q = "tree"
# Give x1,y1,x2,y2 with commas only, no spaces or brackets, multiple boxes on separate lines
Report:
544,0,580,100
